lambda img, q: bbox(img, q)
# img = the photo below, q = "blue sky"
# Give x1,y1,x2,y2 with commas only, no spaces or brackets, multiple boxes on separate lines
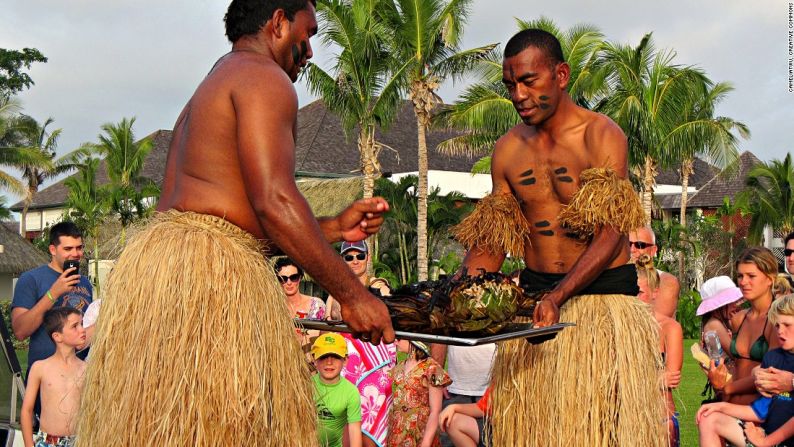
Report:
2,0,791,196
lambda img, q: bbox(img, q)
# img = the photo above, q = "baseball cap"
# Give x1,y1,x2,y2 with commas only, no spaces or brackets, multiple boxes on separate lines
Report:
696,276,744,316
340,240,368,254
311,333,348,359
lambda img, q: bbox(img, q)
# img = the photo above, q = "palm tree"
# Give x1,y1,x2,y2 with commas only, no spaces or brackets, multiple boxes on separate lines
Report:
738,153,794,244
661,80,749,278
379,0,496,280
715,196,745,277
598,33,708,218
12,115,84,236
0,195,12,220
305,0,408,200
65,158,110,291
0,97,50,197
436,17,606,163
88,117,157,243
374,176,418,285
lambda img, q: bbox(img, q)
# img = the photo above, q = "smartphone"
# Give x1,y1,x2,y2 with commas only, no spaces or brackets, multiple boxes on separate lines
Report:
63,259,80,277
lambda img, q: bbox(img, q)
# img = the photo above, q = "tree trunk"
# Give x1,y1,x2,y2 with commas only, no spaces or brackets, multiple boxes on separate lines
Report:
20,202,29,237
358,125,379,274
411,79,438,282
20,184,37,237
416,113,429,282
678,157,694,281
642,155,657,220
93,234,100,297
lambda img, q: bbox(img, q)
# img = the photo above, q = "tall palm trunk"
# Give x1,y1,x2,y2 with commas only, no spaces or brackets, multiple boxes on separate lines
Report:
93,235,100,296
678,157,694,280
416,113,429,281
20,179,40,237
411,79,439,282
358,125,380,274
641,155,657,220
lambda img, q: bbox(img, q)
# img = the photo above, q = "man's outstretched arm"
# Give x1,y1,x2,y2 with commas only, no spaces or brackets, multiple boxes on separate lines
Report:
232,65,393,344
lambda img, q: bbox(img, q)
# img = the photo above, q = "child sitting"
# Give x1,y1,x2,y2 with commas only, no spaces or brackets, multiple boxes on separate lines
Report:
311,333,362,447
21,307,87,447
389,340,451,447
439,386,491,447
697,294,794,447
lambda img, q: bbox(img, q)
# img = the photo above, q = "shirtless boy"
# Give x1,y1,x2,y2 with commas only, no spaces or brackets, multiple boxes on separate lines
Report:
21,308,86,447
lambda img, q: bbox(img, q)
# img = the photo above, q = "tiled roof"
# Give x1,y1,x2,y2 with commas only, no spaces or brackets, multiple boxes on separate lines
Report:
15,100,475,211
655,157,720,188
687,151,763,208
294,99,475,174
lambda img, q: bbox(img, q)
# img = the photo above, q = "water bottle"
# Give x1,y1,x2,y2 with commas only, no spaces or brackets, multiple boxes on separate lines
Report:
704,331,723,366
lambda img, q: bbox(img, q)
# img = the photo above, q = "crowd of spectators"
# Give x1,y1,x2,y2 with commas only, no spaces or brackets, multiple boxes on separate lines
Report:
9,222,794,447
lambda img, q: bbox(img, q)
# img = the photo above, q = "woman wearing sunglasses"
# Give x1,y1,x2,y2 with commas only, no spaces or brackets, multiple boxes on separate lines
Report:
275,258,326,370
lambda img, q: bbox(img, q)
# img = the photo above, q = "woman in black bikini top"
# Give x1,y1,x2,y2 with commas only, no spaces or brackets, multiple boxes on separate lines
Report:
709,247,779,405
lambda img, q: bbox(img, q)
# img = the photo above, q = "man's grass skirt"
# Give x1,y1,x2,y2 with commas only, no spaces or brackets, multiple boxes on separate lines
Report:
76,211,317,446
488,294,666,447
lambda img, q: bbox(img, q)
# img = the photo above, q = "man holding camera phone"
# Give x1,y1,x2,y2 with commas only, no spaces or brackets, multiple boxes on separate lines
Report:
11,221,93,374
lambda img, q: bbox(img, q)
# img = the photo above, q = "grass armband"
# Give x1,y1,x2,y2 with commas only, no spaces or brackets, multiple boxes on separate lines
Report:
453,193,531,256
558,168,647,237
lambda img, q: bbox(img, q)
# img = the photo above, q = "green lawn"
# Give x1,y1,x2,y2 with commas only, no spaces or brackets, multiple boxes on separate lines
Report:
677,339,706,447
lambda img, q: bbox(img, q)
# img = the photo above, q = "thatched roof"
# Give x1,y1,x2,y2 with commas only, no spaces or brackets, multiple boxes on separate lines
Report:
0,224,48,275
298,176,364,217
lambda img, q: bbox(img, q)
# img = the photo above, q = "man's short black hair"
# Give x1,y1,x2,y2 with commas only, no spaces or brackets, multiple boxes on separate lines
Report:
274,257,303,276
224,0,316,43
504,28,565,66
43,307,81,341
49,221,83,246
785,231,794,246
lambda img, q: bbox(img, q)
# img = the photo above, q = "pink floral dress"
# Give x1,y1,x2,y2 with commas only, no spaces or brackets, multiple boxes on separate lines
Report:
388,358,452,447
341,335,396,446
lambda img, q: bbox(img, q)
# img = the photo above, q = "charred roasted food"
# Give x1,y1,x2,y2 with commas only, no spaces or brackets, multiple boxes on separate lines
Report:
377,270,543,335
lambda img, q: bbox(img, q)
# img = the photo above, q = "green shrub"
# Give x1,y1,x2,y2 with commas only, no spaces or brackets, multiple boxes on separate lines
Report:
0,300,28,350
677,289,702,339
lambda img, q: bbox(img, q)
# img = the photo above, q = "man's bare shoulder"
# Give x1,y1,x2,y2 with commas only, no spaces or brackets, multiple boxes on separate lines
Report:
493,124,533,156
580,110,627,171
216,53,295,96
659,270,681,288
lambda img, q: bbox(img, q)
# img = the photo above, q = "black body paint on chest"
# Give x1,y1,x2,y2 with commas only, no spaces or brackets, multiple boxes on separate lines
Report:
539,230,555,236
535,221,551,228
519,168,536,186
554,167,573,183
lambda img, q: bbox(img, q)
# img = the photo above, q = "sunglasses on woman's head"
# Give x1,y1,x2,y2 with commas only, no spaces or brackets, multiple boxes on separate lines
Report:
344,253,367,262
277,273,302,283
628,241,654,249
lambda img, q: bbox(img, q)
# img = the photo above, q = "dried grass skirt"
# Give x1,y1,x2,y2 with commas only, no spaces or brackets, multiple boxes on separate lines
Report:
76,211,317,446
488,294,666,447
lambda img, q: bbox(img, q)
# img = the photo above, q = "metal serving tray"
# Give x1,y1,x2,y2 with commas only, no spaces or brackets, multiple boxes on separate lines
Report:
294,319,575,346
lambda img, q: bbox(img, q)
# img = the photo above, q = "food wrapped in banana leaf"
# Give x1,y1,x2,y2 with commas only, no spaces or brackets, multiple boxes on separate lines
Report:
376,270,544,335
